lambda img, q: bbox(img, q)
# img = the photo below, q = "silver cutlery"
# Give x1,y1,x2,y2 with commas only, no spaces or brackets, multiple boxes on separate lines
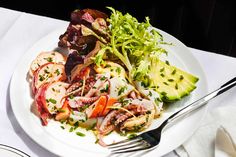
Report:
107,77,236,154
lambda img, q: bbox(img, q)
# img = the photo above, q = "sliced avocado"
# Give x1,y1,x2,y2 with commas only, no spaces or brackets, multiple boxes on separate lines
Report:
148,60,199,102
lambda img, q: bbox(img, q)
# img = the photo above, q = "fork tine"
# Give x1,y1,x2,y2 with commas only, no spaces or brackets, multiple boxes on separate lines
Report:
108,137,143,148
107,136,142,147
111,145,152,154
110,141,147,152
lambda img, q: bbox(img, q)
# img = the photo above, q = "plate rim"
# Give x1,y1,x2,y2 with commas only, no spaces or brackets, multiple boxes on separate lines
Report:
10,26,208,157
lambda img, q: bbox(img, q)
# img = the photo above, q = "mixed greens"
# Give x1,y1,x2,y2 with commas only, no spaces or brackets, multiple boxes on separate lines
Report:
95,7,167,83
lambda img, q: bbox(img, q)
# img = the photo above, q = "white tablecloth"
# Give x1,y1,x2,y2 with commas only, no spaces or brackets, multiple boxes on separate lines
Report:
0,7,236,157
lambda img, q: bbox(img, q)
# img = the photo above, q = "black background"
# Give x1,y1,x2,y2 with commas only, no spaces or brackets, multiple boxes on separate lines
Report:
1,0,236,57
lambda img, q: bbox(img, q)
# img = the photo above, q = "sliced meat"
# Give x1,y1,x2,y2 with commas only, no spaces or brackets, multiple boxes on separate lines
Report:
32,63,66,94
34,83,51,126
35,81,68,120
29,51,65,77
44,81,69,113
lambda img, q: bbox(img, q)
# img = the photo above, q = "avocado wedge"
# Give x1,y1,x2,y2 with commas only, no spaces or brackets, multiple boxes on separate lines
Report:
149,60,199,102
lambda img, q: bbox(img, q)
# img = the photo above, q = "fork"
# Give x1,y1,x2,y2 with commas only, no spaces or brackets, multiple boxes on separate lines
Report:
107,77,236,154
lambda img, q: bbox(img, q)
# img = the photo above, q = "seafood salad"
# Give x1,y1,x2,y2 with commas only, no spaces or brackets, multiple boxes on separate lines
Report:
29,7,199,145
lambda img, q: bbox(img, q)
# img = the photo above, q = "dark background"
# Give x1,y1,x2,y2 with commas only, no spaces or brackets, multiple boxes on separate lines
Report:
1,0,236,57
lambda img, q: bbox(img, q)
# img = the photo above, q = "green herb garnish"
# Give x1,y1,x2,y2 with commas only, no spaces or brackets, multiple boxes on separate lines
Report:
127,133,137,139
48,98,57,104
118,86,127,96
76,132,85,137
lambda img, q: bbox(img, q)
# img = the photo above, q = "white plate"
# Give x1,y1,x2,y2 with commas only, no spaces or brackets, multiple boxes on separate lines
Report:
10,27,208,157
0,144,29,157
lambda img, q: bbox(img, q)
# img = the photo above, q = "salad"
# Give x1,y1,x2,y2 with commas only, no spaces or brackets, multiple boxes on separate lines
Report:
29,7,198,145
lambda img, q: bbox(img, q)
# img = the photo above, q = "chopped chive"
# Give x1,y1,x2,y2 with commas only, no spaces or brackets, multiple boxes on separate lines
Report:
60,126,65,129
115,67,121,74
163,82,169,85
118,86,127,96
100,84,109,93
69,127,74,132
127,134,137,139
160,73,165,77
151,85,159,89
140,82,145,87
39,75,45,81
76,131,85,137
44,69,50,74
69,117,74,122
148,91,152,96
168,79,174,82
105,64,111,68
161,91,167,96
74,121,79,127
180,75,184,80
160,67,165,72
48,98,57,104
69,94,74,99
60,120,66,124
171,69,176,75
45,57,53,62
100,76,106,81
165,60,170,65
55,69,60,76
95,139,99,144
74,122,79,130
175,83,178,89
154,97,161,104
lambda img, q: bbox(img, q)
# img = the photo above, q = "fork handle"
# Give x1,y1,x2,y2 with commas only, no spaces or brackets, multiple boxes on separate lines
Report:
165,77,236,125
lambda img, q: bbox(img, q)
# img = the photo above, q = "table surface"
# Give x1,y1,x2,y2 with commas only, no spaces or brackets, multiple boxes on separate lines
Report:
0,7,236,157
